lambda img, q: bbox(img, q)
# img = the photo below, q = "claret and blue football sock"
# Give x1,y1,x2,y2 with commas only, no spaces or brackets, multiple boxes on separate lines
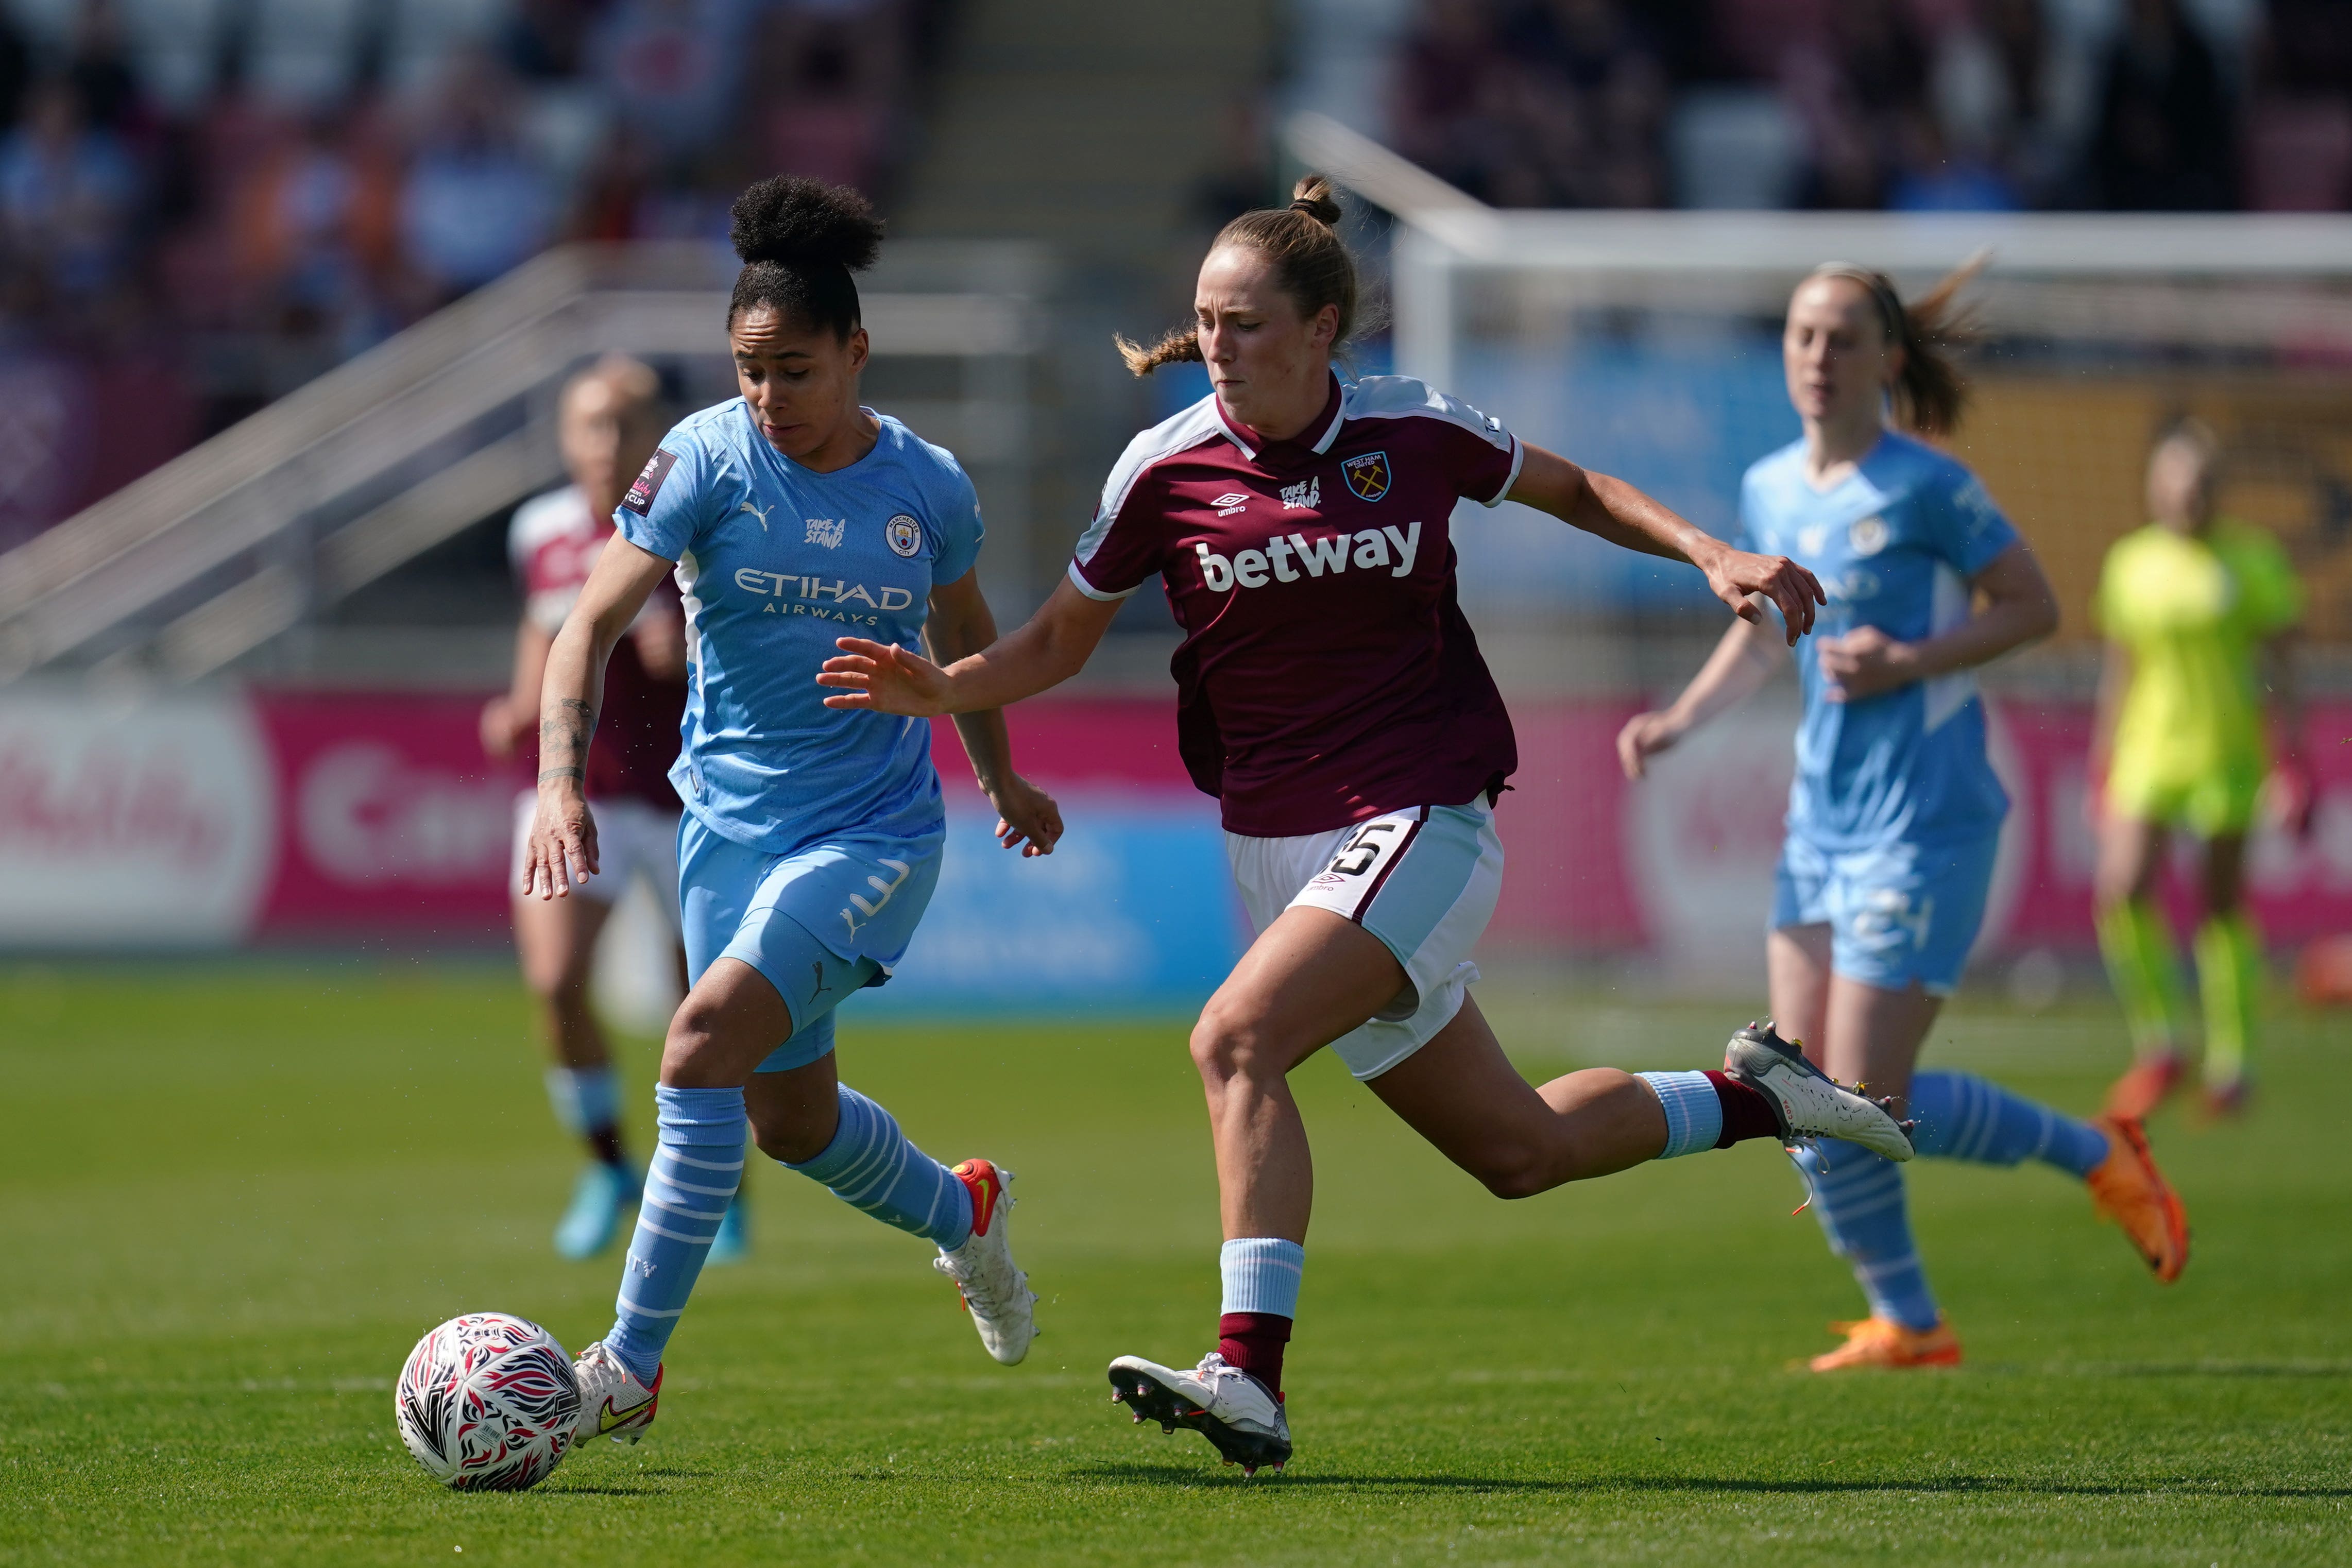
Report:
1907,1070,2109,1178
1218,1238,1304,1394
608,1084,747,1384
1789,1144,1939,1332
785,1085,973,1249
546,1064,629,1166
1635,1070,1781,1156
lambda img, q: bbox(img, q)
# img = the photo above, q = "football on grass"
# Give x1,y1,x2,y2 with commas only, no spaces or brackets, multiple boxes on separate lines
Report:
395,1313,581,1491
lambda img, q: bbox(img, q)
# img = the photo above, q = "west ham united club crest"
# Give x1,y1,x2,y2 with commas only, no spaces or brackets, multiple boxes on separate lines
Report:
1341,451,1390,502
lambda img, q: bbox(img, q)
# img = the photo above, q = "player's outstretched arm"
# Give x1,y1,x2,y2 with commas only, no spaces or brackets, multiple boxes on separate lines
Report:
820,574,1122,717
1508,444,1824,645
524,535,676,900
1617,604,1786,779
922,567,1066,858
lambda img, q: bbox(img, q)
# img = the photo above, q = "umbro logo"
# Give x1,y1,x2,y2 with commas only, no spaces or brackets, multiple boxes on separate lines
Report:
1280,475,1319,510
1212,492,1251,516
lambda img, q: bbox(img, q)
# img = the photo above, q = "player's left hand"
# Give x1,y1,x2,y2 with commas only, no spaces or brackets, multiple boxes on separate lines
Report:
987,772,1064,858
1699,544,1824,645
1818,625,1920,701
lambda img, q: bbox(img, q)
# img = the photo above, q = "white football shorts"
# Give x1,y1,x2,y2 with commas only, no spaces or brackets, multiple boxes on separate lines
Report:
1225,798,1504,1081
510,791,683,929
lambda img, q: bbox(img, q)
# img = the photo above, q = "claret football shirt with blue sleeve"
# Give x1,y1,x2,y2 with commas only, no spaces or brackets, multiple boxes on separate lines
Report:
1737,431,2020,851
613,399,984,855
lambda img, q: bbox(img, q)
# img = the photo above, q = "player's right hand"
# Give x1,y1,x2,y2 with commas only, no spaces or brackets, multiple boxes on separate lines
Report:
522,786,600,899
1615,710,1684,780
818,637,954,716
479,695,528,761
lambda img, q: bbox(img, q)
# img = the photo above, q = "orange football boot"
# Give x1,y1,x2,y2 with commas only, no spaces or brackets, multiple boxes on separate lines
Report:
2085,1115,2190,1283
1807,1316,1963,1372
2104,1050,2186,1122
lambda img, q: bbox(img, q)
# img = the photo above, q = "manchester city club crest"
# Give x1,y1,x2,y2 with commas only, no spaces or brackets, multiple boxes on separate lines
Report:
1341,451,1390,502
885,514,923,557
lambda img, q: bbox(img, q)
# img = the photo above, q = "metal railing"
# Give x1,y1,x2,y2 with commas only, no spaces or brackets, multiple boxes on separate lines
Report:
0,240,1046,684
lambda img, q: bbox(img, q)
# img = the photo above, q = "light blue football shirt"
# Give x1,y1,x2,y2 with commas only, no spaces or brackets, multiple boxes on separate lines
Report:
1736,431,2020,851
614,399,983,855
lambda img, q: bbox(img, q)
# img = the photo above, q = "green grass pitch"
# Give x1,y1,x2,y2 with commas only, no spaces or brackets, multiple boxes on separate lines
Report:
2,961,2346,1565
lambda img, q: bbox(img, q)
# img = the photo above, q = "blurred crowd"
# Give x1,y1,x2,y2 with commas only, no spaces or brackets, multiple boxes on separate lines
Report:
1389,0,2352,212
0,0,944,546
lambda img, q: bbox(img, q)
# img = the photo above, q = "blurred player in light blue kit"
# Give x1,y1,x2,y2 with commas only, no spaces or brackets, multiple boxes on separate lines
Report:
1620,260,2191,1370
519,176,1062,1443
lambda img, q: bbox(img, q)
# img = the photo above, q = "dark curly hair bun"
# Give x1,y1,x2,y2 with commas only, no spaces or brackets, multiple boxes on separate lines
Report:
729,176,884,271
727,177,883,338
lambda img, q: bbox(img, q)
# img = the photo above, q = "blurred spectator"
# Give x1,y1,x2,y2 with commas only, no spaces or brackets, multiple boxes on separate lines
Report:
0,12,27,140
588,0,758,170
1783,0,1932,209
1886,105,2022,212
0,78,141,301
2090,0,2237,211
1191,94,1274,234
740,6,893,193
506,0,607,83
230,107,400,348
2245,0,2352,212
67,0,145,139
398,55,558,300
1390,0,1667,209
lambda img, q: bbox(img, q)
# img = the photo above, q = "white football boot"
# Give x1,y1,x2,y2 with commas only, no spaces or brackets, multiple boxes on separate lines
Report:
932,1159,1036,1366
1108,1352,1291,1475
571,1340,661,1447
1725,1020,1916,1161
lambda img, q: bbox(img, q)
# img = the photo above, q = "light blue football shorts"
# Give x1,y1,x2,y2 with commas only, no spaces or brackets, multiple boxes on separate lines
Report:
1771,829,1999,997
1227,799,1504,1081
677,810,944,1074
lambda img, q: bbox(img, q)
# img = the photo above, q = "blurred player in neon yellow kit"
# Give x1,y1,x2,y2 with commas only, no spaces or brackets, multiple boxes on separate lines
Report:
2094,418,2310,1121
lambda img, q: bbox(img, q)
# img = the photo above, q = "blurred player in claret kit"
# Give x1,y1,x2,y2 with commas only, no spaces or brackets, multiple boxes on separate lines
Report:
1620,262,2190,1373
821,175,1919,1476
2094,419,2309,1122
482,357,745,1263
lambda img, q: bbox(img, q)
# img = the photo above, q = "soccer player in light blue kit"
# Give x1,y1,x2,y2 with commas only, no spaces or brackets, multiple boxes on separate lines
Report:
1620,260,2190,1370
521,177,1062,1441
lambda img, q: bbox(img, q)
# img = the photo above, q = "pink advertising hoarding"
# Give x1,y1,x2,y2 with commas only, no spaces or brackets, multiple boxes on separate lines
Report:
1,688,2345,962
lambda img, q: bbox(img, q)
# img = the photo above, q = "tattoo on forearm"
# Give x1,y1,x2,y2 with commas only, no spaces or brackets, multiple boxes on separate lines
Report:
539,696,597,768
538,768,585,783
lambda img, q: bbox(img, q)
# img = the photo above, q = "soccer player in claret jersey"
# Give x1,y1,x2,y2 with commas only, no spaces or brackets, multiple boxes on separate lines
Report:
483,357,753,1264
522,177,1062,1449
1620,262,2191,1372
819,176,1914,1475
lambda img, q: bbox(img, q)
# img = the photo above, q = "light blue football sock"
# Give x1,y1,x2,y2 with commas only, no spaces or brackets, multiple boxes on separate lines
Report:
1636,1070,1725,1158
545,1064,622,1137
786,1086,973,1250
1220,1238,1305,1318
608,1085,746,1384
1908,1070,2109,1179
1789,1144,1939,1332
